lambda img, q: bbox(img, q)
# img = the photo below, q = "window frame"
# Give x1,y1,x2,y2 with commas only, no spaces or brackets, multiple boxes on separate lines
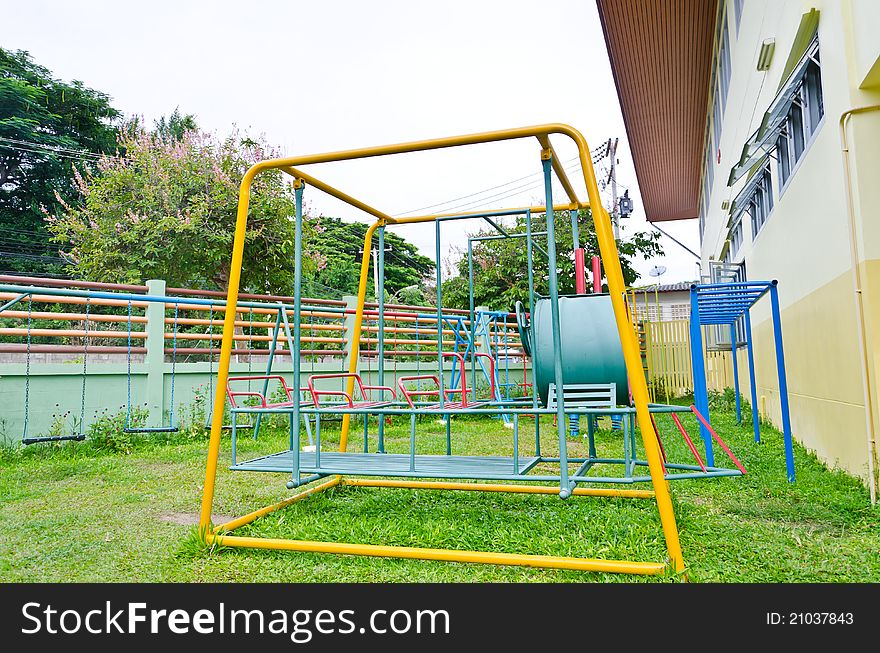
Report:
733,0,744,33
772,39,825,194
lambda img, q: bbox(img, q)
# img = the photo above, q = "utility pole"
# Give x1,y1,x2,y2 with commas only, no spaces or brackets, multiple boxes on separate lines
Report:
608,137,620,240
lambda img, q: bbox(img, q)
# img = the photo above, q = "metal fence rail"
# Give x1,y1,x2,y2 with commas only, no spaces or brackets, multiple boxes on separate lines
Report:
0,275,528,441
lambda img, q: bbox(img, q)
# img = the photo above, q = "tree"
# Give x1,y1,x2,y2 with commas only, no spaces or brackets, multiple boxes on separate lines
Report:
45,124,322,294
153,108,197,143
306,217,435,300
0,48,120,274
441,209,663,311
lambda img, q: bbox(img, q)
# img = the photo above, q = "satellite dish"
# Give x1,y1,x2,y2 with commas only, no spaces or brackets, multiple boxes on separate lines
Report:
649,265,667,277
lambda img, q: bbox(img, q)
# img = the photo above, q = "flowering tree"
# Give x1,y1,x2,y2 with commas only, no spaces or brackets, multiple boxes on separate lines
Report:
45,126,323,293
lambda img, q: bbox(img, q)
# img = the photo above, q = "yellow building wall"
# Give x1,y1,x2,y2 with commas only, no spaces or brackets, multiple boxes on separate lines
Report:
846,0,880,88
699,1,880,487
744,269,874,480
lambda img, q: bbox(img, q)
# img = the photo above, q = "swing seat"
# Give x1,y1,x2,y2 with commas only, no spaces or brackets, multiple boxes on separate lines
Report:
396,375,490,410
22,434,86,445
123,426,179,434
307,373,396,409
227,375,313,411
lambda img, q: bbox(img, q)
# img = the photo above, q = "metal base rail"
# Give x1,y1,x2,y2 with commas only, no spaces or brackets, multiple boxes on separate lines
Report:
209,476,669,576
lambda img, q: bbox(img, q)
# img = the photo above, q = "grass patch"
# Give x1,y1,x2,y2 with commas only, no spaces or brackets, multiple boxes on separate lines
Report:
0,407,877,582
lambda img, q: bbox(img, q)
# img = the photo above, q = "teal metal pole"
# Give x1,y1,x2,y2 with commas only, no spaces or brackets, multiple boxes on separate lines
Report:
513,413,519,473
468,239,478,401
279,306,313,447
435,218,446,421
743,308,760,442
525,209,540,457
315,413,321,469
410,413,417,471
0,292,28,314
541,155,571,498
377,226,386,453
286,182,304,489
253,308,283,440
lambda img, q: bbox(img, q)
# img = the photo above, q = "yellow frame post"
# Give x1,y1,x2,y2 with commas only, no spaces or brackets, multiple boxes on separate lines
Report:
198,123,685,576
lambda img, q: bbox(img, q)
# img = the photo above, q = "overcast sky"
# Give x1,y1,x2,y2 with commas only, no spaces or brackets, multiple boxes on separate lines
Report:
5,0,700,286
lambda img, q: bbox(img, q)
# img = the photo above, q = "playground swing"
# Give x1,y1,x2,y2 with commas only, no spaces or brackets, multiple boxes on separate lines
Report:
224,302,315,452
203,307,255,432
198,124,759,577
124,299,179,433
20,295,89,445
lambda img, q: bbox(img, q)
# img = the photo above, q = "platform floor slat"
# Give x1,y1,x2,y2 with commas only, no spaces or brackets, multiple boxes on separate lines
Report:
231,451,540,477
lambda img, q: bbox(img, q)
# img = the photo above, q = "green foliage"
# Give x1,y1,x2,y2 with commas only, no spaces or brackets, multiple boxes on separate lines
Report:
0,402,878,582
306,217,434,299
441,209,663,311
153,108,197,143
707,387,752,415
0,48,121,274
45,124,320,293
86,407,146,453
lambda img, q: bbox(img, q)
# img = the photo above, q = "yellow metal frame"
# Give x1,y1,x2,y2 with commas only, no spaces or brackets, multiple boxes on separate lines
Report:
199,123,686,577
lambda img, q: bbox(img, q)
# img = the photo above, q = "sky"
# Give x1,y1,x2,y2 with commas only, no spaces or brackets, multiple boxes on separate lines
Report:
4,0,701,286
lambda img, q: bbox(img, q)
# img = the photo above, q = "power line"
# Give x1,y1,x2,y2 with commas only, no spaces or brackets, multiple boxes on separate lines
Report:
0,136,112,161
392,155,580,217
413,159,586,216
392,143,609,217
0,142,103,164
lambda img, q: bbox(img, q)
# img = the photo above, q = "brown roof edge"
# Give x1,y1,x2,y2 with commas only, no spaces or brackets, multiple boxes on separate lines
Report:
595,0,717,223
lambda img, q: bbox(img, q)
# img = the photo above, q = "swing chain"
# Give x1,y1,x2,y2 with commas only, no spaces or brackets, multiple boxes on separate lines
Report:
126,299,133,428
247,307,254,393
206,307,214,426
414,314,420,390
22,294,32,439
79,297,90,434
169,303,179,426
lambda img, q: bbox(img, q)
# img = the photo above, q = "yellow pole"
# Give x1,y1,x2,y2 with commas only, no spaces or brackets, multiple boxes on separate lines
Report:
339,221,381,451
199,164,266,532
566,131,686,574
341,478,655,499
215,534,666,574
216,476,342,532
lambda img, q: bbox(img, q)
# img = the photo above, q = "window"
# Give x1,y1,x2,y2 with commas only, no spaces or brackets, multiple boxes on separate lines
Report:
730,218,743,255
746,163,773,237
719,16,732,109
713,86,722,152
776,132,790,182
733,0,744,32
775,41,823,187
804,53,824,132
706,132,715,193
700,126,714,240
728,32,823,188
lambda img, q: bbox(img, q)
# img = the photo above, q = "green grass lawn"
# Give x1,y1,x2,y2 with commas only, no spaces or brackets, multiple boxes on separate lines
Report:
1,406,878,582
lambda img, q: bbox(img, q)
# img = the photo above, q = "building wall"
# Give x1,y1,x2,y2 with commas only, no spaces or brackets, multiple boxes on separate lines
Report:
631,289,691,322
698,0,880,485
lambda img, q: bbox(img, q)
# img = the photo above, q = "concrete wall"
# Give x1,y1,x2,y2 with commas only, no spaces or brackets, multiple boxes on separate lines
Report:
0,358,527,443
0,281,528,442
700,0,880,486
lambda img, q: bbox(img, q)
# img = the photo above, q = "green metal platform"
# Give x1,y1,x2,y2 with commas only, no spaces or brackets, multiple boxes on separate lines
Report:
231,451,541,479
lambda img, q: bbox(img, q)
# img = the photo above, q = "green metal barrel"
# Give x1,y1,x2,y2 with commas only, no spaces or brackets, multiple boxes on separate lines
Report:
520,294,629,406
